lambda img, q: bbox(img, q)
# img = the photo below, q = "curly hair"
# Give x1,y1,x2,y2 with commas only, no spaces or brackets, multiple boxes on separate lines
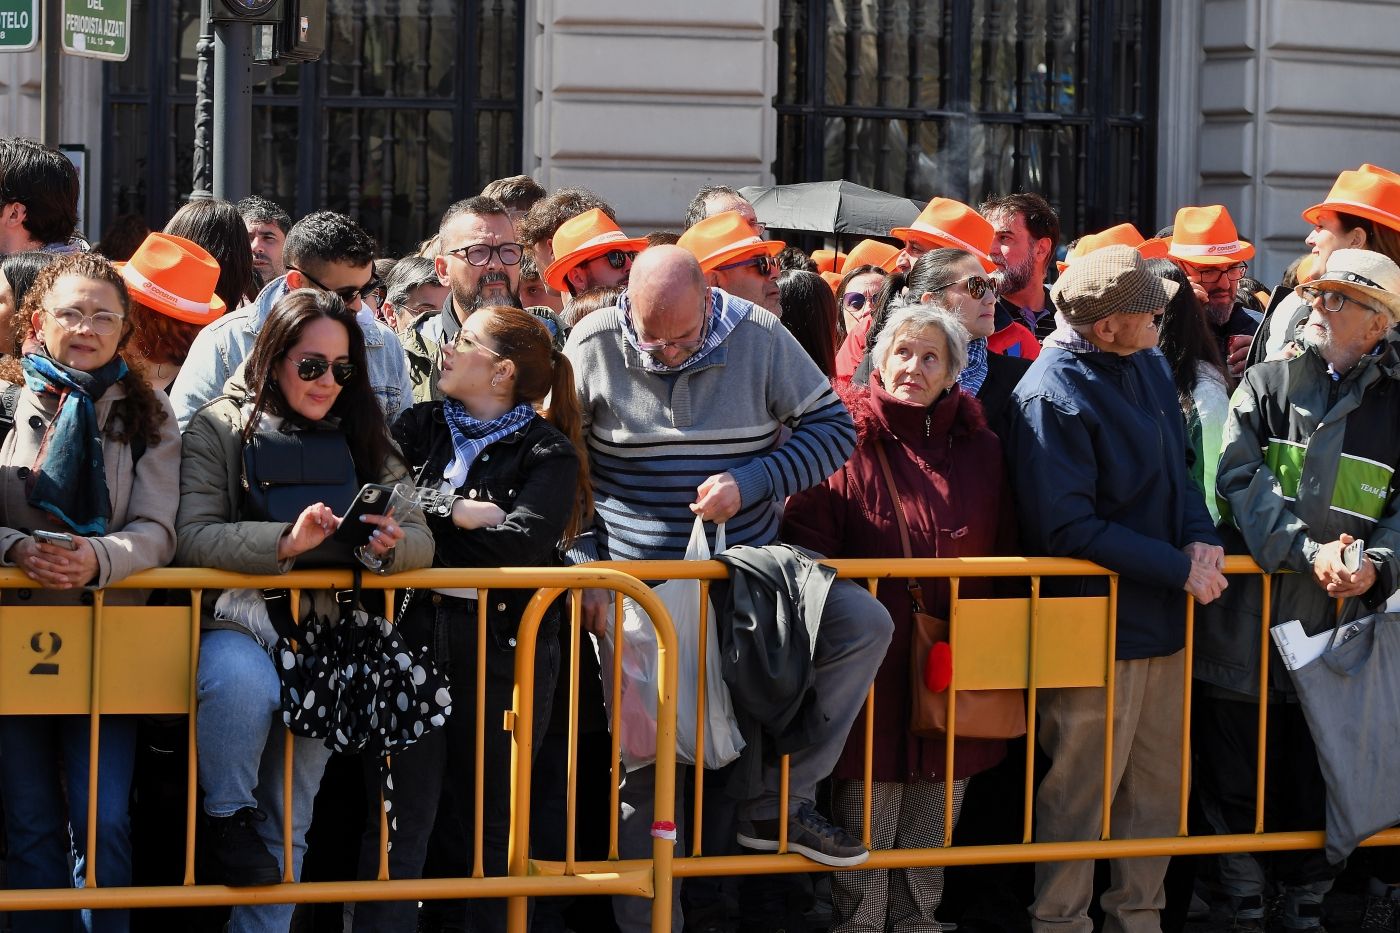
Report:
128,296,203,367
0,252,168,448
515,188,615,249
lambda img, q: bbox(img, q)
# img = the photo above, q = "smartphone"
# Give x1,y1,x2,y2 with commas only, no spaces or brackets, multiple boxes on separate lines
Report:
333,483,398,546
33,530,78,550
1343,538,1364,574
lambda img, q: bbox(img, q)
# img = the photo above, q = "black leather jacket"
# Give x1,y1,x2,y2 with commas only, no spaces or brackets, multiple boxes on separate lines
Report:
391,401,580,642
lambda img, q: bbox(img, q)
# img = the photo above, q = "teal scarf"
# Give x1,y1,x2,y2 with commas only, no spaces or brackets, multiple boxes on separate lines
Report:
21,352,128,535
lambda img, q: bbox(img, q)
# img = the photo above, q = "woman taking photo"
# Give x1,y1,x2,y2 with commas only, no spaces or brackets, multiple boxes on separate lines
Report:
352,305,590,933
0,252,181,933
175,289,431,931
783,304,1013,933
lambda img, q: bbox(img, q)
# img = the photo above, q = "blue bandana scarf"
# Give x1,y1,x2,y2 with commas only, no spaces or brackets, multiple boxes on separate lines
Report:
441,400,535,487
958,337,990,396
21,352,129,534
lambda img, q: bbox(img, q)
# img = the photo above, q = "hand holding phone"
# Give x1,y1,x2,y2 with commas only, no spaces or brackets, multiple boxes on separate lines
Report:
33,530,77,551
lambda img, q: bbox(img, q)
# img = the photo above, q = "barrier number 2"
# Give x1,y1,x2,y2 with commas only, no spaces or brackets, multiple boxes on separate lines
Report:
29,632,61,675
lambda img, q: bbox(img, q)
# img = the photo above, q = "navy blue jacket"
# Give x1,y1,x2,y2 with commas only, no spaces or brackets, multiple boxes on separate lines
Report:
1006,346,1220,659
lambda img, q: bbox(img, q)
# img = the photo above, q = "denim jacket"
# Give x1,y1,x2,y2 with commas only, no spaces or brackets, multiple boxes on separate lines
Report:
170,275,414,430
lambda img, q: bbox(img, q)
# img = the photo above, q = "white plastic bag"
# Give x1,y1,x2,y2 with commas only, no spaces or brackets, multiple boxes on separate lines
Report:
595,517,746,772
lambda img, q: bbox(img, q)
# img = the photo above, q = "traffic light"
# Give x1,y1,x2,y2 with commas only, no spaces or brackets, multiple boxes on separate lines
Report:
212,0,286,25
275,0,326,63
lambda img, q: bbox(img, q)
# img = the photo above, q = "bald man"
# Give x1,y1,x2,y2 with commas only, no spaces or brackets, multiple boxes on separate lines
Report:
563,245,891,932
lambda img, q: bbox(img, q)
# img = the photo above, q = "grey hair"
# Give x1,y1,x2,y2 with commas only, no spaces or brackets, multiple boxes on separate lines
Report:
383,256,440,307
873,303,971,382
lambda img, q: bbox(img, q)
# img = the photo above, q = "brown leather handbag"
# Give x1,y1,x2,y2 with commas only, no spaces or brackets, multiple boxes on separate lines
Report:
874,441,1027,741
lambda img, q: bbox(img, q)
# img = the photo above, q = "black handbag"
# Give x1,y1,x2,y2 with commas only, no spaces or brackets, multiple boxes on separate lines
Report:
242,428,360,566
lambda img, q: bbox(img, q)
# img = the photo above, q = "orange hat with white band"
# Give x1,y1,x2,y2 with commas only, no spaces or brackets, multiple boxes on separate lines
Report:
677,210,785,274
1057,223,1168,273
543,208,649,291
1302,167,1400,235
844,238,901,274
1166,205,1255,266
118,232,225,325
888,197,997,272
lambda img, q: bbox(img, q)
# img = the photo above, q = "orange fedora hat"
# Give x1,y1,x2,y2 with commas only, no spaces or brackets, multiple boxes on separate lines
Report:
1166,205,1254,265
810,249,845,275
843,238,901,274
1302,167,1400,234
118,232,225,324
1057,223,1168,273
543,208,649,292
888,197,996,272
677,210,785,274
820,270,844,294
1360,163,1400,182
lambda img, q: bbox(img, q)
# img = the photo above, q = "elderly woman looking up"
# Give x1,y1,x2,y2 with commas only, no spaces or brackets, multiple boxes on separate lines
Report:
782,304,1014,933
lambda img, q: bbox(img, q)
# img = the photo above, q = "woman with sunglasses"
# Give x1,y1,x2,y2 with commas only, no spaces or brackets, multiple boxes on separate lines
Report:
782,303,1014,933
854,248,1031,438
832,263,888,380
350,305,590,933
0,252,181,932
175,288,431,929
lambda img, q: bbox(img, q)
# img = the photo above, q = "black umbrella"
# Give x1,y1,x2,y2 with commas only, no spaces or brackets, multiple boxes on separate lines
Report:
738,180,923,237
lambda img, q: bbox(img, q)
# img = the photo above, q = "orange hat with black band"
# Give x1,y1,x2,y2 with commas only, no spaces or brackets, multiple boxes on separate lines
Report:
117,232,225,324
677,210,785,274
888,197,997,272
1167,205,1254,266
1302,167,1400,235
543,208,649,292
1058,223,1168,273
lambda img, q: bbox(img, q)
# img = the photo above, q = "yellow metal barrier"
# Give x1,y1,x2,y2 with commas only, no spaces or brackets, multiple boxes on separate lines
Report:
0,557,1391,933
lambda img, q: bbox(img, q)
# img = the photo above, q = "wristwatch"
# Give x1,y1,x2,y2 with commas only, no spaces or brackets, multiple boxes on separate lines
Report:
414,487,461,519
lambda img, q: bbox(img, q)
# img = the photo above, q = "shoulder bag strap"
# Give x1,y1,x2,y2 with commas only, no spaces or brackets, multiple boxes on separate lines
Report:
873,439,928,614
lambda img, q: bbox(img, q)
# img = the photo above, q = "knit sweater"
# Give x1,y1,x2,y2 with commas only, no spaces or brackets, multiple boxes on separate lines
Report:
563,289,856,562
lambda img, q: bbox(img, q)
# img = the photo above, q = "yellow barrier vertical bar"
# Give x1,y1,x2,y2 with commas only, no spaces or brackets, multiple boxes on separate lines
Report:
566,590,582,874
778,756,789,853
693,580,710,857
379,588,396,882
475,590,489,878
1101,575,1118,841
651,589,678,933
1023,576,1041,844
943,578,959,847
1254,577,1272,833
508,586,553,933
1179,597,1195,836
609,592,624,861
87,588,105,886
185,588,203,885
862,578,878,849
283,586,300,883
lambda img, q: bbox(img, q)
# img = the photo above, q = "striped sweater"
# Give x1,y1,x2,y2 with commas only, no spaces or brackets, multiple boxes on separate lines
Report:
564,289,855,562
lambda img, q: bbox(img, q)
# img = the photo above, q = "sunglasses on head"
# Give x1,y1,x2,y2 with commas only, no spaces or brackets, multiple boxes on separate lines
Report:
929,274,996,300
717,254,774,277
292,356,357,386
589,249,637,271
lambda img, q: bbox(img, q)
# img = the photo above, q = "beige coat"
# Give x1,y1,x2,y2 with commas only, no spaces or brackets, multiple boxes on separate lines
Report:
175,389,433,631
0,378,181,606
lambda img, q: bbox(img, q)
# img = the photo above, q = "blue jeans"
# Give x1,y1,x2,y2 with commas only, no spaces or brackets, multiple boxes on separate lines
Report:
197,628,334,933
0,714,137,933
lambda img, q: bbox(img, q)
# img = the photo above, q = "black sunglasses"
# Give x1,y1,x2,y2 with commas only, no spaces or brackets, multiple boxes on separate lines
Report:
589,249,638,271
292,356,357,385
717,254,774,277
928,274,996,300
291,266,383,304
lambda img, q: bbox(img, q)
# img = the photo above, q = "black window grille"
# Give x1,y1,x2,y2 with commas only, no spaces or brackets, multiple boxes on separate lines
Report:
776,0,1159,240
103,0,524,256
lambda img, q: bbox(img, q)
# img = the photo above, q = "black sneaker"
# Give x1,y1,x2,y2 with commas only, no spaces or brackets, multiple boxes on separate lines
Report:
204,807,281,886
736,803,869,868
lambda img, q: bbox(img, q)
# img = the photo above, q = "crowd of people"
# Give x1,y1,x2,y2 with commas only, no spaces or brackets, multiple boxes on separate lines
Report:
2,133,1400,933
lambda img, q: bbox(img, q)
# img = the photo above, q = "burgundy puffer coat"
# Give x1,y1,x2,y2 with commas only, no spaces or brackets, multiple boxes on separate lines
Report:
782,378,1015,783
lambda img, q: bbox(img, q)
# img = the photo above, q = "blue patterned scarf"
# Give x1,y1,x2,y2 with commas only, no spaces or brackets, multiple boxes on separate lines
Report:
21,352,128,534
958,337,990,395
441,400,535,487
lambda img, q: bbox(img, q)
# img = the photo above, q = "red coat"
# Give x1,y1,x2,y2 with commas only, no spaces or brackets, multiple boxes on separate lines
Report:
782,378,1013,783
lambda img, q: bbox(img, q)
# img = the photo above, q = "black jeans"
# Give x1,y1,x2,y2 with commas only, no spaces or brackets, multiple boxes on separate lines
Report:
352,593,559,933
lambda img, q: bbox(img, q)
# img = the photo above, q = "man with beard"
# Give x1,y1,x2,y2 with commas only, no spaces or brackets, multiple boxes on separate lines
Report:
982,192,1060,341
1198,249,1400,933
400,196,523,402
170,209,412,428
1167,204,1261,377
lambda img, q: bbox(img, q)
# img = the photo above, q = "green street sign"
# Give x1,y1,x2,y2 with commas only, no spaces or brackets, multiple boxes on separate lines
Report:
0,0,38,53
62,0,128,61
